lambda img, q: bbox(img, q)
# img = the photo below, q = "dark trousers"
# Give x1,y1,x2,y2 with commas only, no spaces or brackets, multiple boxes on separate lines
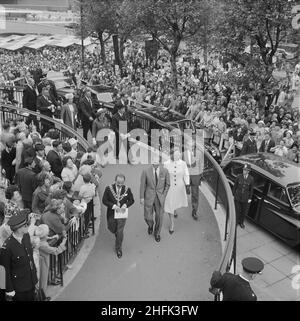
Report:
107,216,126,252
234,200,250,224
13,288,35,301
190,174,201,212
23,199,32,211
145,195,164,236
82,119,93,140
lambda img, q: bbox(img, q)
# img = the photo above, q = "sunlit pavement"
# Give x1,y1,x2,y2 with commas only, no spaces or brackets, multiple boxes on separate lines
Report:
55,164,222,301
236,220,300,301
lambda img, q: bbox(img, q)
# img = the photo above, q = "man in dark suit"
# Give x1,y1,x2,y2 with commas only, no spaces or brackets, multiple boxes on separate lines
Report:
210,257,264,301
46,140,63,178
232,164,254,228
240,132,258,156
111,104,128,160
113,93,127,115
79,89,95,140
259,132,275,153
33,143,45,174
102,174,134,258
22,78,38,128
0,210,38,301
140,159,170,242
14,157,37,210
36,86,55,137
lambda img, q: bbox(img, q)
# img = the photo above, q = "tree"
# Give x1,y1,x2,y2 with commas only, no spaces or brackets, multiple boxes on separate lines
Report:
136,0,210,93
214,0,297,94
79,0,116,65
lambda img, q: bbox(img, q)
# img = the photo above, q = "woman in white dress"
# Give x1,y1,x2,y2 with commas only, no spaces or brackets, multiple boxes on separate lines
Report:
164,147,190,234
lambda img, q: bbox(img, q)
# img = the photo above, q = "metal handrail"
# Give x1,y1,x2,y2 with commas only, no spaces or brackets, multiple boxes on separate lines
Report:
1,97,236,300
0,103,90,152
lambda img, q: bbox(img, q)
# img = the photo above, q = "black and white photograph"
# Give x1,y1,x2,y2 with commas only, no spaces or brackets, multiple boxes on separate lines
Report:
0,0,299,306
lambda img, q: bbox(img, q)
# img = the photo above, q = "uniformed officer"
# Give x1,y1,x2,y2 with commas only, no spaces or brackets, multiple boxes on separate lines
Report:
210,257,264,301
0,209,38,301
233,163,254,228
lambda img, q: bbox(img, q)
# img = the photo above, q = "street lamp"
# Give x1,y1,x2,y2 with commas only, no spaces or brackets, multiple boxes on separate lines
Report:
80,0,85,69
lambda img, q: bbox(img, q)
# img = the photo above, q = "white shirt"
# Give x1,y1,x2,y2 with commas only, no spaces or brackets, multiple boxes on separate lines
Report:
12,233,23,244
238,274,250,283
153,166,160,181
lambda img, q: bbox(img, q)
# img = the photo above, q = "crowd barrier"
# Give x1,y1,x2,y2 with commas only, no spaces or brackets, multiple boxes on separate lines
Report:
48,200,95,287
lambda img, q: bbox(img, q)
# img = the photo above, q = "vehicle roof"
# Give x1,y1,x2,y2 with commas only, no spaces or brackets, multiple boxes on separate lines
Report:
230,153,300,187
137,106,185,122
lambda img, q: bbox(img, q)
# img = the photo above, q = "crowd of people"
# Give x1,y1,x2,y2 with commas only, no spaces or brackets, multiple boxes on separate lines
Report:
0,115,104,300
0,39,299,301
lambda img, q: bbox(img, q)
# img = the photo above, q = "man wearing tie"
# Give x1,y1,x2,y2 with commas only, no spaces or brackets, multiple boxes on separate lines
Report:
102,174,134,258
183,139,203,220
79,89,95,140
22,78,38,129
259,131,275,153
140,158,170,242
240,132,258,156
36,86,55,137
233,164,254,228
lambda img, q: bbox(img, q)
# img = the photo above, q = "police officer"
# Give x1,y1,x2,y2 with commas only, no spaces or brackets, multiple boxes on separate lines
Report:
210,257,264,301
0,209,38,301
233,163,254,228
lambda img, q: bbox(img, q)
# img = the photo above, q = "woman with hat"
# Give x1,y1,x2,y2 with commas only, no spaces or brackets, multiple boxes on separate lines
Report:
92,108,110,147
61,93,78,130
283,130,294,149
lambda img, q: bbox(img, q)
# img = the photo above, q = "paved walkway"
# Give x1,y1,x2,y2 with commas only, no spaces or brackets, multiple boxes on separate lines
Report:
55,164,222,301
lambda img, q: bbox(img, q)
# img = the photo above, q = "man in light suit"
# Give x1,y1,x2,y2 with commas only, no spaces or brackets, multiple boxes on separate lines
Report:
140,158,170,242
183,139,203,220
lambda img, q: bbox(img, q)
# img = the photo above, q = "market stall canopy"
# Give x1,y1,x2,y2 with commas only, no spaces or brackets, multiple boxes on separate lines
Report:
0,34,94,51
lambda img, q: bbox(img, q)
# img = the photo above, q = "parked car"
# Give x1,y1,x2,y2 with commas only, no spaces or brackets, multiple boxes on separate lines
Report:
275,48,296,60
222,153,300,247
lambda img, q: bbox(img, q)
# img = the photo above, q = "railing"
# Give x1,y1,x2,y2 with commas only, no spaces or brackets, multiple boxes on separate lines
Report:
202,149,237,300
48,200,95,287
0,104,89,153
